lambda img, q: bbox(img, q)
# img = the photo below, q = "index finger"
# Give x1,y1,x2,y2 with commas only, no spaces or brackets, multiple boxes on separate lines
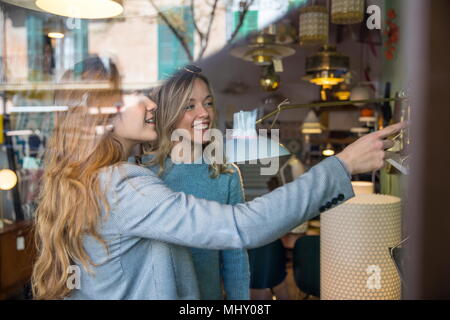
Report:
375,122,408,139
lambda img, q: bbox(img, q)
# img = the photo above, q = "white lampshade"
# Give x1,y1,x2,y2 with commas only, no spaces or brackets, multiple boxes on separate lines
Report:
350,85,373,107
225,137,290,163
301,110,324,135
36,0,123,19
351,181,374,195
225,110,290,163
321,194,402,299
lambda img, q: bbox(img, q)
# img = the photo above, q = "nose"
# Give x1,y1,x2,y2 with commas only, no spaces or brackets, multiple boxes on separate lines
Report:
195,103,209,119
144,97,157,112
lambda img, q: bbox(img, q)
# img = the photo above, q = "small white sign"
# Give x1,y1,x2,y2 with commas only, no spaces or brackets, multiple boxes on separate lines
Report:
17,236,25,251
273,59,284,73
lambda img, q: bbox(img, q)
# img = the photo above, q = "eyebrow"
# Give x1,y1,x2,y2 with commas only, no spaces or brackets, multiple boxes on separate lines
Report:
189,95,213,102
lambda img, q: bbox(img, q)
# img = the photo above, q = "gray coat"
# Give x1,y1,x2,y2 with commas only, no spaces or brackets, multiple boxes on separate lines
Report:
67,156,354,299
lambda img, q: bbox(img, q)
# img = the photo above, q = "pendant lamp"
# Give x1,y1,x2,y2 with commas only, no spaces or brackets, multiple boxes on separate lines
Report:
299,5,329,46
331,0,365,25
36,0,124,19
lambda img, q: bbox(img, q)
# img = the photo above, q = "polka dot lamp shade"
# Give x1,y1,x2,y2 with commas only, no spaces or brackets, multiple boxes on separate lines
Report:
321,194,402,299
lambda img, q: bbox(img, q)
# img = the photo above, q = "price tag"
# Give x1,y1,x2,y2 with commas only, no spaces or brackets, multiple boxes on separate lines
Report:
273,59,283,72
17,236,25,251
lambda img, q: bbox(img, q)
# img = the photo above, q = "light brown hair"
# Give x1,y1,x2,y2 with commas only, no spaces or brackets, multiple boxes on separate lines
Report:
31,56,124,299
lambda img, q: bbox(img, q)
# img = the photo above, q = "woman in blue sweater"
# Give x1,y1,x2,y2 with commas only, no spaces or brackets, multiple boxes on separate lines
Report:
139,68,250,299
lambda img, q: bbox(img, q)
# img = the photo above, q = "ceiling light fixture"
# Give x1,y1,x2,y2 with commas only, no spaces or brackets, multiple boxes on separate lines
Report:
299,5,329,46
35,0,124,19
0,169,18,190
301,110,324,135
303,45,349,88
322,143,335,157
230,33,295,66
331,0,365,25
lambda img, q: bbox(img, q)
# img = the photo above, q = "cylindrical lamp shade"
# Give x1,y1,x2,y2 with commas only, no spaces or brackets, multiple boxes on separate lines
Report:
321,194,402,299
331,0,365,25
299,6,329,46
351,181,374,195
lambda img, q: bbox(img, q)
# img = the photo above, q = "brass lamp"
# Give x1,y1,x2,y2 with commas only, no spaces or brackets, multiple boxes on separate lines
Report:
259,64,280,92
230,34,295,66
303,45,350,88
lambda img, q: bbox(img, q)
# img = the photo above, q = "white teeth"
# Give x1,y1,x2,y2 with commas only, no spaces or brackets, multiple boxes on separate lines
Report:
193,123,208,130
145,119,155,124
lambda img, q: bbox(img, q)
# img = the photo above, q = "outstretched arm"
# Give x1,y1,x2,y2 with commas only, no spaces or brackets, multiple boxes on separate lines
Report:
103,156,353,250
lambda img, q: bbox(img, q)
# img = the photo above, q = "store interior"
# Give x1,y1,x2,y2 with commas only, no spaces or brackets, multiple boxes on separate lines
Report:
0,0,449,300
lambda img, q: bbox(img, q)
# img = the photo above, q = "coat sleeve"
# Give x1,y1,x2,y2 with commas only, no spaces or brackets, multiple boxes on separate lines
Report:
220,166,250,299
103,156,354,250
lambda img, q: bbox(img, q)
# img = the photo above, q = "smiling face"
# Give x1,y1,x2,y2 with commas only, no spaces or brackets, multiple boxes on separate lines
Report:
112,93,158,153
174,78,215,145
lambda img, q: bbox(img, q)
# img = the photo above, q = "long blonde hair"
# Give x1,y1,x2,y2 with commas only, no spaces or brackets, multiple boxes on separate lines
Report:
143,68,232,178
31,57,124,300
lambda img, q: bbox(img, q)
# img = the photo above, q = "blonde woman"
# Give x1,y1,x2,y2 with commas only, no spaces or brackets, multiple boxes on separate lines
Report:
138,67,250,300
32,57,404,299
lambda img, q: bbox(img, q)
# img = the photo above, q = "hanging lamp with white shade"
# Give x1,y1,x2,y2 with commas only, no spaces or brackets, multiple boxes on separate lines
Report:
35,0,124,19
300,109,324,135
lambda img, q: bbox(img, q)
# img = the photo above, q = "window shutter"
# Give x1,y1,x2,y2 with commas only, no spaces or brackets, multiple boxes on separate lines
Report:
158,7,194,80
26,14,44,81
233,10,258,39
73,20,89,77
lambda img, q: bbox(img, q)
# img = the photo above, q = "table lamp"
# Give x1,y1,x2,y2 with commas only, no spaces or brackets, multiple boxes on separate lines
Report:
321,194,402,299
225,110,290,163
351,181,374,195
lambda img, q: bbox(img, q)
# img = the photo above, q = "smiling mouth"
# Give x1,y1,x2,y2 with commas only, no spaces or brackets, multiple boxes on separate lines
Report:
145,118,155,124
192,122,209,130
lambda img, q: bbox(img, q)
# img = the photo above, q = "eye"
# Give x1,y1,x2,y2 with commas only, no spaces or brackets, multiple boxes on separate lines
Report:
205,101,214,108
184,104,195,111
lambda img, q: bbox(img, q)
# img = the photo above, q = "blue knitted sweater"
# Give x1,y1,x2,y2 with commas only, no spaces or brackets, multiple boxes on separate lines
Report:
145,157,250,300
